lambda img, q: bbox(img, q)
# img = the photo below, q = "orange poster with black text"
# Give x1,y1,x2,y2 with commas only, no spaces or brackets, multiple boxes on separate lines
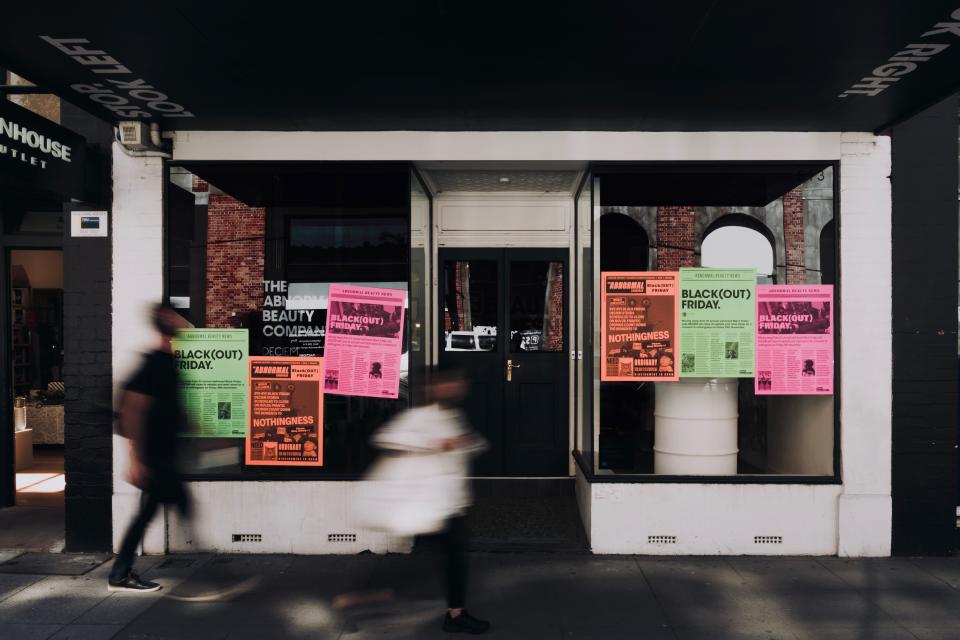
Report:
601,272,679,382
246,356,323,466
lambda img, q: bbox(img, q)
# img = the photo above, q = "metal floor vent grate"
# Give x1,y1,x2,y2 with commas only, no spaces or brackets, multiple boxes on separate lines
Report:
328,533,358,543
754,535,783,545
232,534,262,543
648,535,677,545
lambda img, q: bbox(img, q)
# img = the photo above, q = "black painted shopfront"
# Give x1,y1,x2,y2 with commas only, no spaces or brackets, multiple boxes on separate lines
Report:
0,97,113,550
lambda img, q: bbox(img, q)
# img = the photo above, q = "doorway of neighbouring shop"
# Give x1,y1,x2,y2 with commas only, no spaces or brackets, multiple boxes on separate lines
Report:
0,249,65,548
1,249,65,551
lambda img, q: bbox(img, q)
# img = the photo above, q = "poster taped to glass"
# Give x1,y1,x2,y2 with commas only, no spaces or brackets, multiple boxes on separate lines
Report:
601,272,679,381
172,328,248,438
323,284,406,399
755,285,833,395
679,268,756,378
246,356,323,466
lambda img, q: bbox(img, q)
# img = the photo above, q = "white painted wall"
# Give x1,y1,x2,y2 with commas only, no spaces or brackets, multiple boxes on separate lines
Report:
111,144,167,553
587,483,842,555
836,132,893,557
167,482,411,554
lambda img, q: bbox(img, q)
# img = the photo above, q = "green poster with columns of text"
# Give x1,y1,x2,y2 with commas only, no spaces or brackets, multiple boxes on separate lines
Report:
172,328,249,437
679,268,755,378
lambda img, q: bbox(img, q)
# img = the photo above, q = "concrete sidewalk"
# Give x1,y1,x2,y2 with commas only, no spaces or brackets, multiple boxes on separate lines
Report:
2,551,960,639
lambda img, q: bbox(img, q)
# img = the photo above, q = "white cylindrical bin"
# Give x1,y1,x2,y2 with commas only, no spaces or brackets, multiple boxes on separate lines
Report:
654,378,739,475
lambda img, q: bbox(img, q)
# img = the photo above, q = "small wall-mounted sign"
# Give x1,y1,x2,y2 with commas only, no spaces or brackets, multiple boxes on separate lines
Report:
70,210,108,237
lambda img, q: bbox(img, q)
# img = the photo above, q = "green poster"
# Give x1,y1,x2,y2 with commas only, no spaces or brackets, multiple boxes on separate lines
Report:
172,328,249,438
679,268,756,378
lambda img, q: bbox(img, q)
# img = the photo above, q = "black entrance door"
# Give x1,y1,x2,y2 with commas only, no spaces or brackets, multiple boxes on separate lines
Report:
439,248,568,476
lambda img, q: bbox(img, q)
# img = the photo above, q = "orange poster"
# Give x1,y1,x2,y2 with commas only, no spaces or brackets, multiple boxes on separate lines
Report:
245,356,323,466
600,272,680,382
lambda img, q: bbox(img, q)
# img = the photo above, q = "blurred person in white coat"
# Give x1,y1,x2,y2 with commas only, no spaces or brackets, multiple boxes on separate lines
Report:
348,368,490,634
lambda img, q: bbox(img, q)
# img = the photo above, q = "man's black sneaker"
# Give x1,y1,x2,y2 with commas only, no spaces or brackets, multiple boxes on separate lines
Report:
442,610,490,634
108,572,161,593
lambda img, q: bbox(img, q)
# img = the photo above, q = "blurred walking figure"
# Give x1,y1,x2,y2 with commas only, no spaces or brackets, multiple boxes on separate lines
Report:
350,369,491,634
108,303,190,592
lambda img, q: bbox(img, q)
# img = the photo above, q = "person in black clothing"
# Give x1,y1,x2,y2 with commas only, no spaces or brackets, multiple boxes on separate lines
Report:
108,303,190,592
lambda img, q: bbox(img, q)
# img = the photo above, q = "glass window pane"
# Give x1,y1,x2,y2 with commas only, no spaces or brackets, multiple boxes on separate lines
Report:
165,164,412,478
594,168,835,477
443,260,498,352
509,261,563,353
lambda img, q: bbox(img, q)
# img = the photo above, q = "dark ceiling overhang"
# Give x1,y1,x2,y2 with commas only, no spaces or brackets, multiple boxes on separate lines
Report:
177,162,411,208
2,2,959,133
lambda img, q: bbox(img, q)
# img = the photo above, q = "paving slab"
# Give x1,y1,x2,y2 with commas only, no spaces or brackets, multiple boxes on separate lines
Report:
728,556,850,592
816,557,949,591
49,625,124,640
0,550,24,563
0,506,64,552
81,553,214,610
0,573,47,603
911,629,960,640
117,555,346,640
73,590,168,626
0,553,111,576
908,557,960,590
563,627,674,640
0,623,63,640
0,575,111,625
673,630,798,640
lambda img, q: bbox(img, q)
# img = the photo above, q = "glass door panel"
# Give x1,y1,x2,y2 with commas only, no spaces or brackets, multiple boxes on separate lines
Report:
508,261,564,353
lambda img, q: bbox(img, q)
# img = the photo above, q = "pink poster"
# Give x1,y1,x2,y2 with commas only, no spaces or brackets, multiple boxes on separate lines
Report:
323,285,406,399
755,285,834,395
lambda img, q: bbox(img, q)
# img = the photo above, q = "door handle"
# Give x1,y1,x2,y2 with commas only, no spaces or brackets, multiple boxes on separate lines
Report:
506,359,521,382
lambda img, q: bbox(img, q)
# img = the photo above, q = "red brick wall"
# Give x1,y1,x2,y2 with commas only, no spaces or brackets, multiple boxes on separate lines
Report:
444,262,468,332
656,206,696,270
544,262,564,351
205,194,265,328
783,188,806,283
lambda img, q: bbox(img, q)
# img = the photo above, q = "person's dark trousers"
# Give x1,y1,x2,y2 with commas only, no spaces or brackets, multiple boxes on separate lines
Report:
110,491,161,581
445,515,469,609
109,476,190,581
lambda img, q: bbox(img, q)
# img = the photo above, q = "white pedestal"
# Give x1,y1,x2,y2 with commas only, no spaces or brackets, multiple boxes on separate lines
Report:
654,378,739,475
14,429,33,471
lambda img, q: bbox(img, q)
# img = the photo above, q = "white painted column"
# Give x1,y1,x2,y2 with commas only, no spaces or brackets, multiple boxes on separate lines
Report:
837,132,893,556
111,144,167,554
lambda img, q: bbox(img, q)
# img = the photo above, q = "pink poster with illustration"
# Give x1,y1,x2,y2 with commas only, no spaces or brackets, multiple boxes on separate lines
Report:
755,285,833,395
323,285,406,399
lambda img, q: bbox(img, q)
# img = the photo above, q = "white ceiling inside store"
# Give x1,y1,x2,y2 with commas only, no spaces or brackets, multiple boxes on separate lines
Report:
417,163,585,194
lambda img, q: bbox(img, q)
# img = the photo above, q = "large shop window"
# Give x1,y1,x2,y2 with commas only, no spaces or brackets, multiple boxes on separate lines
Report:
578,164,838,479
165,163,422,478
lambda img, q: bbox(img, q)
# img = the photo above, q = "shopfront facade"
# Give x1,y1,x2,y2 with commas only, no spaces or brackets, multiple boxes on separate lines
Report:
106,130,896,556
3,2,958,557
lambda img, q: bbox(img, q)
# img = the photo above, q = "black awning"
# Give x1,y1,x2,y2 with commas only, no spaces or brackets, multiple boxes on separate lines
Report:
1,2,959,132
